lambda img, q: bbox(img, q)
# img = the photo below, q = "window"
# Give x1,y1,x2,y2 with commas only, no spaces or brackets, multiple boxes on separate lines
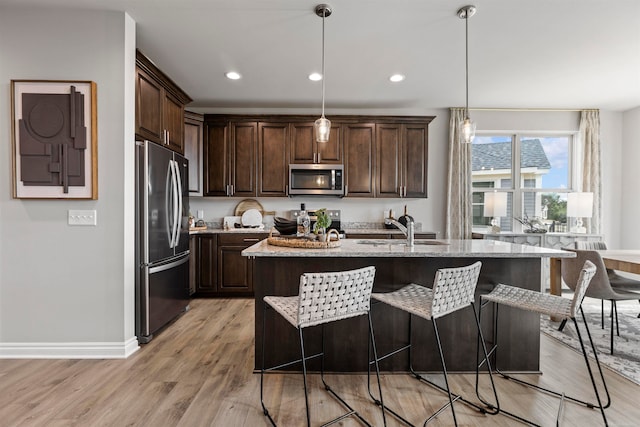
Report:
471,134,575,233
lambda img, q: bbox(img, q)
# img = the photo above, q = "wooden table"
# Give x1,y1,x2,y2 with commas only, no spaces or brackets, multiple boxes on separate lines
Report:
598,250,640,275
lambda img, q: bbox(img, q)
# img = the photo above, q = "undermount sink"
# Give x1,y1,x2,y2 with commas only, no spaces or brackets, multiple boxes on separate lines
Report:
356,239,448,246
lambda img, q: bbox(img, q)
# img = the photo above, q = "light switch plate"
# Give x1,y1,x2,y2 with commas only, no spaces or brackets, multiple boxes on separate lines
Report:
68,209,97,226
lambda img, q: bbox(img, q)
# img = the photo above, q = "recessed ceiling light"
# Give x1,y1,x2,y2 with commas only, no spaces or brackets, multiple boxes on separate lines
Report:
225,71,241,80
389,74,405,82
308,73,322,81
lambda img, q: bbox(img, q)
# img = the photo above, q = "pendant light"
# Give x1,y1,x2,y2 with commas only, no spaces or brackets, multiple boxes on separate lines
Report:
458,5,477,143
314,4,332,143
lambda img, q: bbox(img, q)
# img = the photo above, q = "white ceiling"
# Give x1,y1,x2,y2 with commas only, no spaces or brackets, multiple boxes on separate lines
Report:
5,0,640,112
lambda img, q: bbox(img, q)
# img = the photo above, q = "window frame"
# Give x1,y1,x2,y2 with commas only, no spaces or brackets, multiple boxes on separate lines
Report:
472,131,578,233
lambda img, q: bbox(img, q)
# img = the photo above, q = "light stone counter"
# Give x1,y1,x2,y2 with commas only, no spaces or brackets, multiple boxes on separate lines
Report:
243,238,575,258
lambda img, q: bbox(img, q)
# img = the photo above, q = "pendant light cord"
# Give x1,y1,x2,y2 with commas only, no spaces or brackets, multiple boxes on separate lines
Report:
321,8,326,118
465,14,469,119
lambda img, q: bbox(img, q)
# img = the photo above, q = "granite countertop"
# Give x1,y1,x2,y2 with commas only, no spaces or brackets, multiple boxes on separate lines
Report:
242,238,576,258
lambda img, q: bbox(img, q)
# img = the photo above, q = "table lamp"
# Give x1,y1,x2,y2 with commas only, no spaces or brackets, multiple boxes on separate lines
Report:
567,192,593,233
484,191,507,233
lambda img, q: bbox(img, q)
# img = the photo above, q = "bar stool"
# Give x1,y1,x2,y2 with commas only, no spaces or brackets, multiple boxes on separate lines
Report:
477,260,610,426
260,266,386,426
368,261,499,426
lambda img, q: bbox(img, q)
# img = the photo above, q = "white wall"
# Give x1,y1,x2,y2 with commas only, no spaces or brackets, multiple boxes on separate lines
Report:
190,108,450,236
0,7,137,357
621,107,640,248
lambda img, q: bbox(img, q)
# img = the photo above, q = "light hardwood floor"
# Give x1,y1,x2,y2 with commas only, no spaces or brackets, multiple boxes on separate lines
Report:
0,298,637,426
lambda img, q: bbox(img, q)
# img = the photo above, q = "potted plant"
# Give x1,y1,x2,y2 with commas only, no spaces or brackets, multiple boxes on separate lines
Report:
313,208,332,241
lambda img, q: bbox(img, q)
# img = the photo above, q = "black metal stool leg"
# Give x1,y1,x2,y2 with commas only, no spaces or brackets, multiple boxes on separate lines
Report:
299,328,311,427
260,303,277,426
368,312,387,426
424,319,459,426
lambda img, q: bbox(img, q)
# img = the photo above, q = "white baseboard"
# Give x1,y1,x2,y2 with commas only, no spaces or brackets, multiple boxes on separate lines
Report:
0,337,140,359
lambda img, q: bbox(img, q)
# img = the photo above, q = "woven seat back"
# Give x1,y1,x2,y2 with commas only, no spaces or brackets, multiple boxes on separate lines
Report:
569,260,597,318
297,266,376,328
431,261,482,319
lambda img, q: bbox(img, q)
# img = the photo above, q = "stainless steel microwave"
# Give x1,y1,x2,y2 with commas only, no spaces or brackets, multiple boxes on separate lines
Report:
289,164,344,196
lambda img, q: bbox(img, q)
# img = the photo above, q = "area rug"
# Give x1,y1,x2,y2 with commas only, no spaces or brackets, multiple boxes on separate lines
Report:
541,296,640,385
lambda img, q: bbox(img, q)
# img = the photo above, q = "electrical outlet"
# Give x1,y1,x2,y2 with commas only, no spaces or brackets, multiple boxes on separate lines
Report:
197,210,204,219
68,210,97,226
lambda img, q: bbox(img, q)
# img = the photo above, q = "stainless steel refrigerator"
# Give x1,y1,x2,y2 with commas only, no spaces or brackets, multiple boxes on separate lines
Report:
135,140,190,343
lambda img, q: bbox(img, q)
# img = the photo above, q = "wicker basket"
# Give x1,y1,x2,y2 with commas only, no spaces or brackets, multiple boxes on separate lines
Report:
267,229,341,249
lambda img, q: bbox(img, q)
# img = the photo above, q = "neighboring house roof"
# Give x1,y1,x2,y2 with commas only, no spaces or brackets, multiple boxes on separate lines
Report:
472,139,551,171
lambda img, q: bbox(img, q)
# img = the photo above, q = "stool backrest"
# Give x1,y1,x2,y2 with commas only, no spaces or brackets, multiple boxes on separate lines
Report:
297,266,376,328
569,260,597,318
431,261,482,319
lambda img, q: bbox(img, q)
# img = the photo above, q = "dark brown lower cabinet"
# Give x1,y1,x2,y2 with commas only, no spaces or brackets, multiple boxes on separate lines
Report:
217,233,267,295
192,233,267,297
194,234,217,295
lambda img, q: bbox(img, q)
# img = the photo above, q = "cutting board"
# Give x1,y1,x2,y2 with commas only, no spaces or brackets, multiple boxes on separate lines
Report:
234,198,276,216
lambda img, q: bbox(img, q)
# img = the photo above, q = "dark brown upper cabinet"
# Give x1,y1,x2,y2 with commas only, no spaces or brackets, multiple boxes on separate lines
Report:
184,111,204,195
204,120,257,197
343,123,376,197
258,122,289,197
203,114,433,199
376,123,429,198
290,121,342,164
135,50,192,154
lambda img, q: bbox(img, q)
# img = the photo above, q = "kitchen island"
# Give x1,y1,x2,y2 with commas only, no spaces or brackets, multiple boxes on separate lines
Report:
243,238,574,373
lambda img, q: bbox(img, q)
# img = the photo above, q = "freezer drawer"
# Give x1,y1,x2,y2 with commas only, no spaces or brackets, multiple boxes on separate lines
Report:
138,253,190,342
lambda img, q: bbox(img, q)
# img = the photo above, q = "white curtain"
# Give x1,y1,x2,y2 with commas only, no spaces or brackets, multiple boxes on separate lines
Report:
579,110,601,234
446,108,473,239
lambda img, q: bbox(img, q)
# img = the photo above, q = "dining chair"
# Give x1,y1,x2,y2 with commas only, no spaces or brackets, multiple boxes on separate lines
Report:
477,260,609,426
367,261,499,426
561,249,640,354
573,241,640,319
260,266,386,426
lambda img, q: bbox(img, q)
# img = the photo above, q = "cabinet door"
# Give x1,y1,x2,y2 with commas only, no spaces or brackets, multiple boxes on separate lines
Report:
135,68,163,143
343,123,375,197
290,122,315,164
258,122,288,197
204,123,229,196
290,122,342,164
184,112,203,195
188,236,197,295
217,234,265,294
196,234,217,295
376,124,402,197
402,123,428,198
231,122,257,197
163,92,185,154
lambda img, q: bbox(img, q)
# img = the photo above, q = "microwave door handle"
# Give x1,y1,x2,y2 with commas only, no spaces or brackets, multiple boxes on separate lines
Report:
331,170,335,190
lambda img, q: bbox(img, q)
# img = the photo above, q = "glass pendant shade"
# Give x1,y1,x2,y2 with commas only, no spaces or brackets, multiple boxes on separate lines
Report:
314,116,331,143
460,116,476,143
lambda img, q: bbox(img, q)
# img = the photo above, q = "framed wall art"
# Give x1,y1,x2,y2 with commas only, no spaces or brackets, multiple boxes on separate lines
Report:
11,80,98,199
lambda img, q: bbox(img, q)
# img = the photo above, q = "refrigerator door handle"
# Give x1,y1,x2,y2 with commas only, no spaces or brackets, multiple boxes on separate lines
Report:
170,160,179,249
173,159,184,248
165,161,174,248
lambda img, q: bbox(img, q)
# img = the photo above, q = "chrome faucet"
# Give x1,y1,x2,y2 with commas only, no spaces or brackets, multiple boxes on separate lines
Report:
385,218,415,247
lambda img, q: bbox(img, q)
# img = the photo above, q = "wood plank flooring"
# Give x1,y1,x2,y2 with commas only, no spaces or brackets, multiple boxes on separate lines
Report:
0,298,638,426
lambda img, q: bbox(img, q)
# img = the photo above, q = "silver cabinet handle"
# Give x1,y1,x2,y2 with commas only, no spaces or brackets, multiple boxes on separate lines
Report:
285,184,289,196
243,238,260,243
230,184,234,196
344,184,348,196
167,130,170,145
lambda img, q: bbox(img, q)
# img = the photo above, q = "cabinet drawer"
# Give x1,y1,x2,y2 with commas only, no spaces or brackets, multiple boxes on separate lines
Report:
218,233,268,245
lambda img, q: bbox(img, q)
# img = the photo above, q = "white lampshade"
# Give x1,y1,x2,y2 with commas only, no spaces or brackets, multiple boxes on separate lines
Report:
483,192,507,218
567,192,594,218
